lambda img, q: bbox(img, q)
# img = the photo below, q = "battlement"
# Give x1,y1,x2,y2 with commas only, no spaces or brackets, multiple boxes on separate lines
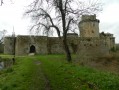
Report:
80,14,99,24
82,14,96,20
100,32,114,37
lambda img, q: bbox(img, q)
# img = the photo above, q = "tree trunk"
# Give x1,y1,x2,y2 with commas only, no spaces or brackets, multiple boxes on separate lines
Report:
63,37,72,62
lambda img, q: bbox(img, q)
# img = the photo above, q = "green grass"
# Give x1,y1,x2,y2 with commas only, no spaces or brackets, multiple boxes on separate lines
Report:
0,55,119,90
0,56,46,90
36,55,119,90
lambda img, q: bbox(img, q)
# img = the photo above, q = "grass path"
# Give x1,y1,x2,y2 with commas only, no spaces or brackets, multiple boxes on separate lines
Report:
30,60,51,90
0,57,49,90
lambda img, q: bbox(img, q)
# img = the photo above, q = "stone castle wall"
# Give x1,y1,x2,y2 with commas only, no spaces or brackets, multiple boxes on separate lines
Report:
4,35,114,56
100,32,116,50
4,37,15,55
4,15,116,57
48,37,64,54
15,36,48,55
77,37,109,60
4,36,66,55
116,44,119,50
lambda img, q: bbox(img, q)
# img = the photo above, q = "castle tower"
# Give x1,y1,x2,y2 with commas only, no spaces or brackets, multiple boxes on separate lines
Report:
79,15,100,37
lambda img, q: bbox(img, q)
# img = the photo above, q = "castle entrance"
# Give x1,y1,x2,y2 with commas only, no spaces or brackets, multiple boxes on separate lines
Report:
29,45,36,53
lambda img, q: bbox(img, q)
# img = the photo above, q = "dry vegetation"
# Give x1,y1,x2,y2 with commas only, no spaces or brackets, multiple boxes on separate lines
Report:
78,51,119,74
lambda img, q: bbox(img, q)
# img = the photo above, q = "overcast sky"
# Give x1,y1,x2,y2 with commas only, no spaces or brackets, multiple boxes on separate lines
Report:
0,0,119,43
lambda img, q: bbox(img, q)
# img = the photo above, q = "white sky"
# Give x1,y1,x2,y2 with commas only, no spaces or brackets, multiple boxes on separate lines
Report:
0,0,119,43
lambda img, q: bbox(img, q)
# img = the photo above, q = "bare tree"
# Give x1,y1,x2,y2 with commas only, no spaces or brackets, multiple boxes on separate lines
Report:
0,30,7,53
0,29,7,43
0,0,13,6
0,0,3,5
26,0,102,62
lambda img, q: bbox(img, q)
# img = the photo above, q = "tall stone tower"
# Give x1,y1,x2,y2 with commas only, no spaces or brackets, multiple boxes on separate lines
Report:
79,14,100,37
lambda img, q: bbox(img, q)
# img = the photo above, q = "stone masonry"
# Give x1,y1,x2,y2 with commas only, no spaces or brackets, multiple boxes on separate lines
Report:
4,15,116,57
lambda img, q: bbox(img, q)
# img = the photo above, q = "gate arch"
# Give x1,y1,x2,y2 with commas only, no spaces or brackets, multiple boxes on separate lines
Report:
29,45,36,53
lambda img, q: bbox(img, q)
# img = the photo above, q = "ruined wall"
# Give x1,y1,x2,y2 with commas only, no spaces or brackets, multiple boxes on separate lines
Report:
116,44,119,50
15,35,80,55
77,37,109,60
4,35,114,56
15,36,48,56
100,33,116,50
79,15,100,37
33,36,48,54
67,36,79,54
3,15,116,57
48,37,64,54
4,37,15,55
15,36,29,55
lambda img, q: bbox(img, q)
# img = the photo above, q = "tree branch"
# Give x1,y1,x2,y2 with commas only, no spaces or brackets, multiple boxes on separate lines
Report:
66,18,73,33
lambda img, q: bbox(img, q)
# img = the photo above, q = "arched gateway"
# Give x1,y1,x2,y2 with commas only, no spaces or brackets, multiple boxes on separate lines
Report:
29,45,36,53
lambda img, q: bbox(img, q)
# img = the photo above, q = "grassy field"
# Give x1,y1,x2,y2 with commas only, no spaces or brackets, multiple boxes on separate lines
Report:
0,55,119,90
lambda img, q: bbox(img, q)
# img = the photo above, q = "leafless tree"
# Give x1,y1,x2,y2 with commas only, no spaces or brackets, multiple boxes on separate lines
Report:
25,0,102,62
0,30,7,53
0,0,3,5
0,0,13,6
0,30,7,43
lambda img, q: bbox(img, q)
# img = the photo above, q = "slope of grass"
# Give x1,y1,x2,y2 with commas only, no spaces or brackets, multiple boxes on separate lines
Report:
0,55,119,90
36,55,119,90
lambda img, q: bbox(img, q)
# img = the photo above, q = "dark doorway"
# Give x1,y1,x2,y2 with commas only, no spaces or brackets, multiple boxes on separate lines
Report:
29,45,36,53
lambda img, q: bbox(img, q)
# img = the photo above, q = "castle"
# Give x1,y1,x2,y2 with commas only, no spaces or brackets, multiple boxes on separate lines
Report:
4,15,116,58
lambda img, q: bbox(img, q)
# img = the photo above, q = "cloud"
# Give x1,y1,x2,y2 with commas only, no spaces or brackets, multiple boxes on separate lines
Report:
0,0,33,35
97,0,119,43
0,0,119,43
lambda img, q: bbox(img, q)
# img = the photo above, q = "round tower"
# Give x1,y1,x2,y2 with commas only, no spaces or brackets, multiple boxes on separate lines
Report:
79,14,100,37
